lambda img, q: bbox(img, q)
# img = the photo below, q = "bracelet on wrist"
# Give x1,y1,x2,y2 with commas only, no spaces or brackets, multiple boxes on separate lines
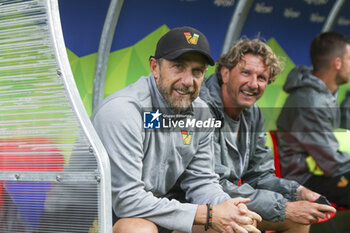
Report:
204,203,213,231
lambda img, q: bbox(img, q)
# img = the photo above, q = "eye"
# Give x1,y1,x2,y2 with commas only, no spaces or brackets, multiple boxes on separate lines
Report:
258,75,267,82
171,63,185,73
174,64,182,69
193,68,205,77
242,70,250,75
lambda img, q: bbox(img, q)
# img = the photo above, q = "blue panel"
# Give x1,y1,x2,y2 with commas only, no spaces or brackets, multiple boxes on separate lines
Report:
58,0,350,66
241,0,335,66
5,181,51,230
333,0,350,39
58,0,110,57
110,0,236,61
58,0,237,61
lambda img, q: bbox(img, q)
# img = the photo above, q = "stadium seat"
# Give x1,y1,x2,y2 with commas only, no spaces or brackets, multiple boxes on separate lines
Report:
268,131,282,178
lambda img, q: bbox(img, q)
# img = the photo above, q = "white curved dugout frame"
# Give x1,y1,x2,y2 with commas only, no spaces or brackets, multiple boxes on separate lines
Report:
0,0,112,232
46,1,112,231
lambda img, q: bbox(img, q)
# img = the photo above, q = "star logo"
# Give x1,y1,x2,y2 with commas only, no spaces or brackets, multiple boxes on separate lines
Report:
143,110,162,129
150,109,161,123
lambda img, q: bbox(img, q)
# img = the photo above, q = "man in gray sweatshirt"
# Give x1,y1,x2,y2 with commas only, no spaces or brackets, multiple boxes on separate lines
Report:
277,32,350,210
199,39,336,233
91,26,261,233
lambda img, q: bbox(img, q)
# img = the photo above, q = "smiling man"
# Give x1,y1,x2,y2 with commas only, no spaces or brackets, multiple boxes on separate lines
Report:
91,27,261,233
199,39,336,233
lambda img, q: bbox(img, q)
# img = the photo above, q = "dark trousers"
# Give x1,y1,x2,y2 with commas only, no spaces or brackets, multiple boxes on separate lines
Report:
304,172,350,209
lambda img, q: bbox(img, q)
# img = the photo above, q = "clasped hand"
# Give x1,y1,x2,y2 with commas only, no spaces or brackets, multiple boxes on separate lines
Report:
212,198,262,233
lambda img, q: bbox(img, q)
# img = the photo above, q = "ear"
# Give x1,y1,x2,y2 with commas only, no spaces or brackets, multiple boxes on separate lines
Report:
333,57,342,70
220,66,230,84
149,57,160,79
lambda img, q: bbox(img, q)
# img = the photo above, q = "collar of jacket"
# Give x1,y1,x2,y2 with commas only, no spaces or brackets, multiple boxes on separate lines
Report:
284,66,338,97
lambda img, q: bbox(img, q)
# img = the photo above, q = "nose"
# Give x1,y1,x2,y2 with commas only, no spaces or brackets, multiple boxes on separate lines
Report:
181,70,195,87
247,75,258,89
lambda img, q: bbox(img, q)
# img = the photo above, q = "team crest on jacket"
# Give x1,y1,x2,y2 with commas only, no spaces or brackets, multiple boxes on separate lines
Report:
181,130,193,145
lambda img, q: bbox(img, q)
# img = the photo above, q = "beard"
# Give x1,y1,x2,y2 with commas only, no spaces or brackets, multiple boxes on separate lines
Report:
156,74,198,113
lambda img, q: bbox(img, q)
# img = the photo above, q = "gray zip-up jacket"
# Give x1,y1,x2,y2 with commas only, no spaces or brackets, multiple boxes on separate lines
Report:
91,74,230,233
199,74,300,222
277,66,350,184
